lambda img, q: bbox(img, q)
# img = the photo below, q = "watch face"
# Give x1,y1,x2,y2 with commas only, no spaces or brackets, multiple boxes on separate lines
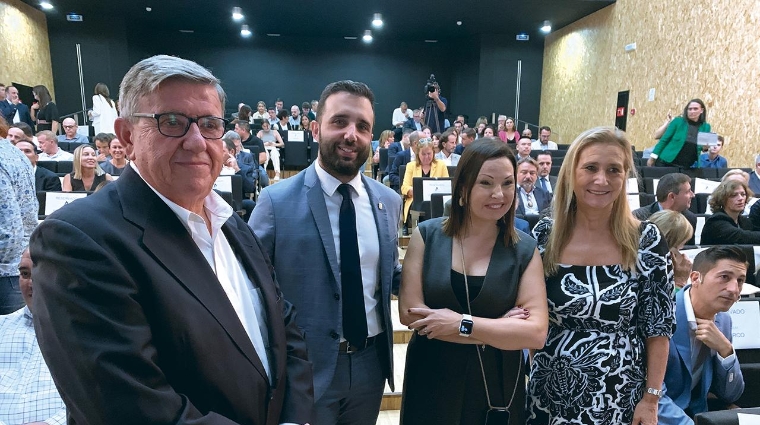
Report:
459,319,474,335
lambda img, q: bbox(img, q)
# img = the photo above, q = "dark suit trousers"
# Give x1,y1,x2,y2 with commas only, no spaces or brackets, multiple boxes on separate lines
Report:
314,343,385,425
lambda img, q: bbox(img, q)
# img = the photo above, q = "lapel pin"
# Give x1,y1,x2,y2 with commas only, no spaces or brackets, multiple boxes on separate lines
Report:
378,202,384,210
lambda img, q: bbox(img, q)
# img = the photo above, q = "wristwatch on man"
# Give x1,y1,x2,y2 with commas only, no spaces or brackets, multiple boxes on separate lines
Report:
459,314,474,337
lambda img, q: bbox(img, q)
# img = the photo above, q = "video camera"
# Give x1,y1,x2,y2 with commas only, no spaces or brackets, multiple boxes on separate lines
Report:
424,74,438,95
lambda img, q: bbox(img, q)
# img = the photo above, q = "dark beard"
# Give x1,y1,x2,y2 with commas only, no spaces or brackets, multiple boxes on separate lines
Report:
318,140,370,178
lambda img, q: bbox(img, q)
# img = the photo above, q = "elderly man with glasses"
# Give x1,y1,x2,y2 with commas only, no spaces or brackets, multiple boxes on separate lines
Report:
57,117,89,144
29,55,314,425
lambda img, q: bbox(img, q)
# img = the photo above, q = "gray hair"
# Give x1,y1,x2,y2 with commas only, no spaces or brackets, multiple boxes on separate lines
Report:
222,130,240,150
119,55,226,119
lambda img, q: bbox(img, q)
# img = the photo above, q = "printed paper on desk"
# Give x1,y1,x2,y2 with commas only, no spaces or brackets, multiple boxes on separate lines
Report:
738,413,760,425
287,131,305,142
627,178,639,194
741,283,760,296
422,180,452,201
213,175,232,193
627,194,640,210
694,178,720,194
697,132,719,146
45,192,88,216
729,301,760,349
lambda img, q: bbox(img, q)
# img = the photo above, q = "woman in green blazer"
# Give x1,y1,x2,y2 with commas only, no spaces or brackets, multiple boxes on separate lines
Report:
647,98,710,168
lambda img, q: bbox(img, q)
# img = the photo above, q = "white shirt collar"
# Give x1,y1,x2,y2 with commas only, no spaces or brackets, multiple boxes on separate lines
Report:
314,159,363,197
129,162,233,235
683,286,717,331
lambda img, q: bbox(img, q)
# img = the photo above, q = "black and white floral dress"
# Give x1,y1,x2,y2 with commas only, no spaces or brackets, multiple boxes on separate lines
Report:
526,218,675,424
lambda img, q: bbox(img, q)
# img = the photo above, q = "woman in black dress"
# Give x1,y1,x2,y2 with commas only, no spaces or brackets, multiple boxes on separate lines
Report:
31,85,59,134
701,180,760,244
399,138,548,424
63,145,113,191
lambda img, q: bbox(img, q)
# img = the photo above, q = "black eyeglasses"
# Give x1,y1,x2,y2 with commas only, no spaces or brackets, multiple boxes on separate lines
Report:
131,113,229,139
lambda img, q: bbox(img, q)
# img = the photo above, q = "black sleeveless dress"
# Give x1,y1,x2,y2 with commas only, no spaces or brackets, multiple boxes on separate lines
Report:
70,172,107,191
400,217,536,425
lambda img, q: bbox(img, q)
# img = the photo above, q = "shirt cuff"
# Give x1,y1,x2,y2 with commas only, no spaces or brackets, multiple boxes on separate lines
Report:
649,153,659,159
717,349,736,369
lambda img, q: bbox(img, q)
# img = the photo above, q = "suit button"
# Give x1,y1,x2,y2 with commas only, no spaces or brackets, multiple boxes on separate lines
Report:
334,293,340,300
330,331,339,339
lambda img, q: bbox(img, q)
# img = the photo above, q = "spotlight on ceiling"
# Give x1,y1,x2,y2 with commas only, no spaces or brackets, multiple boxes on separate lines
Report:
362,30,373,43
372,13,383,28
232,7,244,21
540,20,552,33
40,2,54,10
241,24,252,37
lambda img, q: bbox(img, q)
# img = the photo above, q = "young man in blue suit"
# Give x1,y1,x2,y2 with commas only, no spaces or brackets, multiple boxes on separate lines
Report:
659,246,747,424
251,80,402,425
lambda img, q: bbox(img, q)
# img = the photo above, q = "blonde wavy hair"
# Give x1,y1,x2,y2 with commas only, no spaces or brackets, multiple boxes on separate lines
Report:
543,127,639,275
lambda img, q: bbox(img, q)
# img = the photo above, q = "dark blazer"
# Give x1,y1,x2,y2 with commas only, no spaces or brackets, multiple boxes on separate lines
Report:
30,166,314,425
658,287,744,424
700,210,760,245
6,102,35,128
250,163,402,401
389,148,412,190
750,172,760,197
750,200,760,231
35,165,62,191
386,141,403,174
403,118,422,132
0,99,14,122
515,186,551,216
632,202,698,246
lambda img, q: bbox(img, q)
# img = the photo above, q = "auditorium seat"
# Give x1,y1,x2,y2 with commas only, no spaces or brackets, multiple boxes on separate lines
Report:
447,165,457,177
640,166,679,178
378,148,388,179
695,408,760,424
57,161,73,175
38,161,57,173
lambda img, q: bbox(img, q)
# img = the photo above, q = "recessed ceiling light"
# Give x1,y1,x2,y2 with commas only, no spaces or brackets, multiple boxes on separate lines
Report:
179,29,194,33
241,24,252,37
372,13,383,28
145,6,152,12
362,30,373,43
424,40,438,43
456,21,462,26
40,2,54,10
344,36,358,40
266,33,281,37
540,20,552,33
232,7,244,21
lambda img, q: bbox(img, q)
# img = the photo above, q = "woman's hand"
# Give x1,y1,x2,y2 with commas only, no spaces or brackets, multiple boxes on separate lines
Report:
646,157,655,167
672,249,692,289
408,307,461,339
504,306,530,320
406,188,414,198
631,395,658,425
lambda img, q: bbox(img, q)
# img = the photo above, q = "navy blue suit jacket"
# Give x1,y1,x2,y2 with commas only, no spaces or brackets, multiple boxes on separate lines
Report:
2,101,34,128
389,149,411,190
515,186,552,216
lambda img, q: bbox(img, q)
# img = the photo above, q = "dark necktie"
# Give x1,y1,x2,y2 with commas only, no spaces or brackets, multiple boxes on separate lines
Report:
540,177,547,191
337,184,368,347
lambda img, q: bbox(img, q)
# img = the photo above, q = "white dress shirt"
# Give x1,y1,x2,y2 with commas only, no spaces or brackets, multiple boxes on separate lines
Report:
315,160,382,339
130,162,272,382
392,108,413,127
0,307,67,425
38,148,74,161
531,140,559,151
519,187,540,215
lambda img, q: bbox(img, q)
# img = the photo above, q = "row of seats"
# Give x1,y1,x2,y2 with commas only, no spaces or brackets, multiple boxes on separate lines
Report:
38,160,73,175
57,141,91,153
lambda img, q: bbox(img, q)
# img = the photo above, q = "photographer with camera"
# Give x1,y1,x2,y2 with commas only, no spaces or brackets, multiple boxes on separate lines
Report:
423,75,447,133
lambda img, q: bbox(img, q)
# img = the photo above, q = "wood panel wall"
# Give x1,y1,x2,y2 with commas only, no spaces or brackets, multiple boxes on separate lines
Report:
540,0,760,167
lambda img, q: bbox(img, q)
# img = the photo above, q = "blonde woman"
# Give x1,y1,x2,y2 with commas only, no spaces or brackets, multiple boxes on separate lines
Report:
527,127,674,425
63,145,113,192
648,210,694,289
400,138,449,226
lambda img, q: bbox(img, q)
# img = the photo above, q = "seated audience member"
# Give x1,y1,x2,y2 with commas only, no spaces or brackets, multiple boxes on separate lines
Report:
57,117,89,144
420,125,432,139
257,120,284,181
373,129,395,180
62,144,113,192
298,114,311,131
7,123,32,145
0,248,67,425
516,137,533,162
389,131,420,191
749,154,760,196
226,129,264,190
531,126,558,151
521,128,534,142
5,85,35,128
701,180,760,245
288,105,301,128
454,128,476,155
482,124,496,138
93,132,114,162
273,109,293,131
404,108,423,132
431,132,441,154
648,210,694,289
267,106,278,127
658,246,746,424
233,120,269,188
516,156,551,216
698,136,728,168
386,129,408,177
535,152,556,194
400,137,449,229
16,140,62,191
238,104,253,123
632,172,697,245
705,169,754,216
221,133,256,222
434,129,461,166
502,116,520,144
37,131,74,161
301,102,315,121
99,138,128,176
252,101,268,121
750,196,760,231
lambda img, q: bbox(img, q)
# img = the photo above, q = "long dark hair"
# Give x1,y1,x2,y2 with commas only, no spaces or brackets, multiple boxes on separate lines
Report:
94,83,115,108
33,85,53,106
443,137,519,246
682,98,707,123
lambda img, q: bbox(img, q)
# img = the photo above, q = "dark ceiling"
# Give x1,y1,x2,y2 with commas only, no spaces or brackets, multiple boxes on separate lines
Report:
26,0,615,41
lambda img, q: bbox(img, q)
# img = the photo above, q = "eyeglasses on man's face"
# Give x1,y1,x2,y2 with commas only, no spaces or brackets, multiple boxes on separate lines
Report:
131,112,229,139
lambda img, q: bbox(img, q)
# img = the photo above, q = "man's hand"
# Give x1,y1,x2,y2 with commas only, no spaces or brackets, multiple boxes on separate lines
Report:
96,153,108,162
672,250,692,289
695,318,733,358
406,188,413,199
429,89,440,101
226,154,240,172
646,157,655,167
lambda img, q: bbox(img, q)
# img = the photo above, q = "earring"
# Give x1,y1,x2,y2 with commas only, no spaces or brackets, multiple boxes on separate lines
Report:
458,197,464,206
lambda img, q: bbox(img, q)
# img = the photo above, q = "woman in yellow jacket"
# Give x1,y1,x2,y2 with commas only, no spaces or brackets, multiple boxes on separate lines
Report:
401,138,450,226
